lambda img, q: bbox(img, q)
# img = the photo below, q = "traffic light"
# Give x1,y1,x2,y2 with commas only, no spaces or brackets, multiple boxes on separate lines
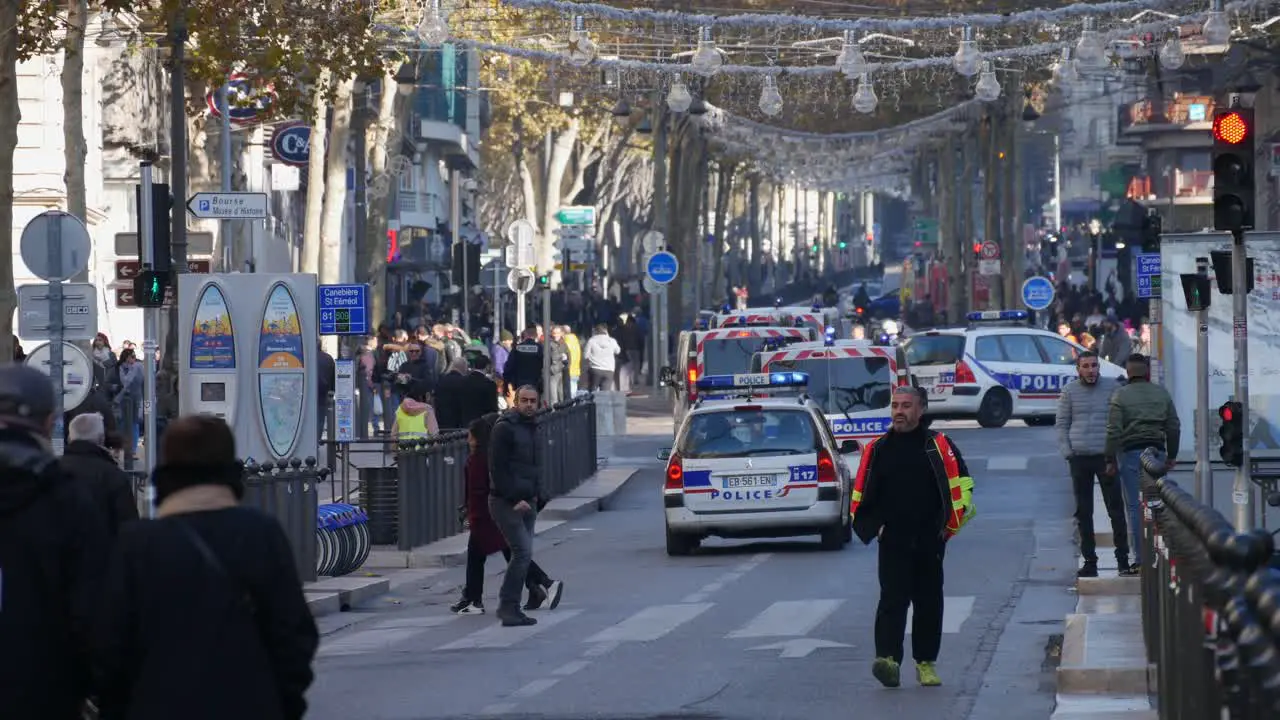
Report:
972,242,982,256
135,182,173,272
133,270,169,308
1141,212,1162,253
837,239,848,250
536,273,551,288
1212,108,1255,232
1219,401,1244,466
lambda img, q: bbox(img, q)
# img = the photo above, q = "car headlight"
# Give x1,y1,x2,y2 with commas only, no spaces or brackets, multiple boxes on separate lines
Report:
882,320,899,335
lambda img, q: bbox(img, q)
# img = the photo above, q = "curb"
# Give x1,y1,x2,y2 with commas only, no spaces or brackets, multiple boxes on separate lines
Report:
305,576,391,616
1077,576,1141,595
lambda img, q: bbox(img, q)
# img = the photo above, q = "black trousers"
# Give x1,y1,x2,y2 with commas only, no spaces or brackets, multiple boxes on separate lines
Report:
584,369,613,392
874,534,946,664
462,532,551,604
1069,454,1130,564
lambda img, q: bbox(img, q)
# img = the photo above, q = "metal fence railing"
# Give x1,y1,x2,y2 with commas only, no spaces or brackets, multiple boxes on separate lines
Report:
243,458,325,584
1138,448,1280,718
388,395,600,551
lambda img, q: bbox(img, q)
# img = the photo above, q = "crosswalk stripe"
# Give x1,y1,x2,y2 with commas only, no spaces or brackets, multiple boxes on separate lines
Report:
437,610,583,650
985,455,1030,471
727,599,844,639
585,603,713,643
319,628,425,657
905,596,976,634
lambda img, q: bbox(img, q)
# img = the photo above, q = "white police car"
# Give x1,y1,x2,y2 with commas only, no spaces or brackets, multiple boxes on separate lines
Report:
902,310,1125,428
658,372,857,556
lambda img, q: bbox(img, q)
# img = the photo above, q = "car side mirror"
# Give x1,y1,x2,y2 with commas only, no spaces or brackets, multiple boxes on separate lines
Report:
1268,491,1280,508
657,447,672,461
839,439,860,454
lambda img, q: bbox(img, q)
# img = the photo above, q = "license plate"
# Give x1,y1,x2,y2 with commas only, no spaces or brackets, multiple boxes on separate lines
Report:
918,375,936,387
723,474,777,488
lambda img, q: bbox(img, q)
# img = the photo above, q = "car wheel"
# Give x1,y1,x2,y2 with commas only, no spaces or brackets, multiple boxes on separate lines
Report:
976,389,1012,428
842,512,853,544
820,522,845,551
665,527,699,556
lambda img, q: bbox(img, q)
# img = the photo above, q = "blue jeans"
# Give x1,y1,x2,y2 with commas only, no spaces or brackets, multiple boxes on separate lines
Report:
1118,449,1146,564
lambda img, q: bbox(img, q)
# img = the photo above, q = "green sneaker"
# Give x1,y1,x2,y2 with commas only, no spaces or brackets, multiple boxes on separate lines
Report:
916,662,941,687
871,657,901,688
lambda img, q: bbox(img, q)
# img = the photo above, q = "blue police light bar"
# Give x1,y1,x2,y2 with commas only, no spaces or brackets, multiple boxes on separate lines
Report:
823,326,836,346
966,310,1030,323
695,372,810,391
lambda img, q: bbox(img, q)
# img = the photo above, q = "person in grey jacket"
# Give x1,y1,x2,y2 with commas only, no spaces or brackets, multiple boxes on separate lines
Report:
1056,351,1132,578
488,386,564,626
581,324,621,391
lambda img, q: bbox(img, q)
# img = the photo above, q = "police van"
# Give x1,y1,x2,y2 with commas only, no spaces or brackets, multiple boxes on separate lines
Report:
902,310,1126,428
752,331,913,445
661,326,814,423
711,308,793,328
779,305,843,338
658,372,857,555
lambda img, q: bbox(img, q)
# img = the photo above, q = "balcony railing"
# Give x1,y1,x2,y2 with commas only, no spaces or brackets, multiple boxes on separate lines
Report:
1118,94,1215,133
1126,170,1214,201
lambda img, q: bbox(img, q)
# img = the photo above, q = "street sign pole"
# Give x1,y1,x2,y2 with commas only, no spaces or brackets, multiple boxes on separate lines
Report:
542,285,552,405
1195,255,1212,503
1232,228,1251,530
492,258,501,335
218,82,233,270
451,169,468,333
46,213,64,453
141,162,159,515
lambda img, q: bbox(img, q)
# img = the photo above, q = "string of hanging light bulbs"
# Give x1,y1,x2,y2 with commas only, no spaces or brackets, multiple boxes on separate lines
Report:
410,0,1251,122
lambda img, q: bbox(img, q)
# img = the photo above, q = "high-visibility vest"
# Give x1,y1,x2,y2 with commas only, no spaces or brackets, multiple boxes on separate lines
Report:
850,431,976,538
395,407,431,440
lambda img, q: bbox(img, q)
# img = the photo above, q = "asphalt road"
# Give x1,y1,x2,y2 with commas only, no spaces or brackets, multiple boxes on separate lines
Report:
307,420,1078,720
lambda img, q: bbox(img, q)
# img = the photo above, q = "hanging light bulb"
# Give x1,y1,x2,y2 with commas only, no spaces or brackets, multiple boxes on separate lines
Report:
690,26,723,77
566,16,597,67
1202,0,1231,46
975,61,1001,102
953,26,981,77
1159,31,1185,70
836,29,867,79
1075,17,1106,70
417,0,450,45
667,77,693,113
758,76,783,117
852,72,878,114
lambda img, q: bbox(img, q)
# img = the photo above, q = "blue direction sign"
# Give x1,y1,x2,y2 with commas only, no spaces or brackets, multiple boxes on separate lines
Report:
646,251,680,285
1136,253,1161,299
1021,276,1056,311
318,284,369,336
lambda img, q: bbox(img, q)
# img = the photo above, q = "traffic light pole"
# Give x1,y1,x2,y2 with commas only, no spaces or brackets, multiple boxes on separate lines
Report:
1195,255,1212,503
140,162,159,517
1231,228,1251,530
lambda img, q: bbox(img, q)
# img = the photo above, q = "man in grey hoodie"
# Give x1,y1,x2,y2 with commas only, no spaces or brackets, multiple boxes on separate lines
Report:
1056,351,1132,577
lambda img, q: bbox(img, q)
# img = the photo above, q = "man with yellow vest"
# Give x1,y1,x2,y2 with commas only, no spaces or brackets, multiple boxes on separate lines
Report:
390,388,440,441
850,386,976,689
561,325,582,398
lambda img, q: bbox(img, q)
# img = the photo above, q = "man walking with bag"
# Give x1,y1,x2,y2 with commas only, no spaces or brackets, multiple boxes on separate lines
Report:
488,386,564,626
1056,351,1132,577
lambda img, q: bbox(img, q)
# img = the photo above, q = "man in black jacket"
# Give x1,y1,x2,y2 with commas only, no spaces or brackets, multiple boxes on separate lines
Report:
488,386,563,626
502,327,544,401
436,357,500,430
0,365,111,720
60,412,140,538
850,386,976,690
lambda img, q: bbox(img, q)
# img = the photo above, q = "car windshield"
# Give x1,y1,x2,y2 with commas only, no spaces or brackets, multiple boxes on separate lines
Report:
679,408,818,459
702,337,770,375
904,335,965,366
766,356,893,415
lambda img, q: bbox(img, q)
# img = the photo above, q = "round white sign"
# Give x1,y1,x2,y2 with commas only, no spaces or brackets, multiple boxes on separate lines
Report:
24,341,94,410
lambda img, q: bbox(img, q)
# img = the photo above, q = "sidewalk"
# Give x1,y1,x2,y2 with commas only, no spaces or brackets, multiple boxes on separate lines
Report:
1052,486,1155,719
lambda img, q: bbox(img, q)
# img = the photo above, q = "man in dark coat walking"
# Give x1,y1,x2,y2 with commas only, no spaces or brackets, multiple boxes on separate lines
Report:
59,412,139,538
0,365,111,720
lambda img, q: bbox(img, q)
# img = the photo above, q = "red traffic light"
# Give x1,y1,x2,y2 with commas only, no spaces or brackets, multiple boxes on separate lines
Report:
1220,401,1241,422
1213,111,1251,145
972,242,982,254
1222,406,1234,422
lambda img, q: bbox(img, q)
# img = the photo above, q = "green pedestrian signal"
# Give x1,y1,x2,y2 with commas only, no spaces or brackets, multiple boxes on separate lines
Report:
133,270,169,307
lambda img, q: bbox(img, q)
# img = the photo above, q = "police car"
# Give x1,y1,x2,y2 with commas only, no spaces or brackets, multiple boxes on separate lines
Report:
752,329,912,445
662,326,814,423
658,372,857,556
902,310,1125,428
